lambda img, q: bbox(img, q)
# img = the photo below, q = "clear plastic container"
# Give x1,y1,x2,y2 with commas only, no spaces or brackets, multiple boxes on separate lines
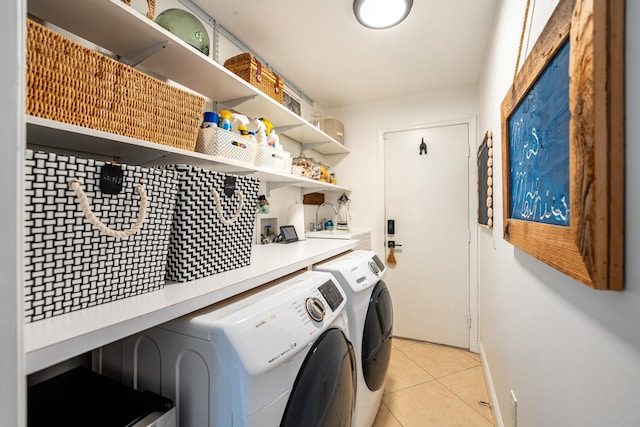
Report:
319,163,330,182
292,155,314,178
310,158,321,181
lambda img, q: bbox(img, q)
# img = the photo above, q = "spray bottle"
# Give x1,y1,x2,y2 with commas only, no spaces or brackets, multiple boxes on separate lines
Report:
231,113,250,135
237,125,251,138
259,117,273,136
249,117,268,145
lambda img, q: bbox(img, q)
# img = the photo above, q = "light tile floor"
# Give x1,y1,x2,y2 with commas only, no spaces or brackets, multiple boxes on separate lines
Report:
373,337,495,427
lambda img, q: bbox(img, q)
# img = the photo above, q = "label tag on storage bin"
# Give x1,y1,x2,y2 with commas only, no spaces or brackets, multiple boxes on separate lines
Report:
100,164,124,194
224,176,237,197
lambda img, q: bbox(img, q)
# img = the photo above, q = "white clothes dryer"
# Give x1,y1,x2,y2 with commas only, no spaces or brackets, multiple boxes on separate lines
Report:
103,271,356,427
315,250,393,427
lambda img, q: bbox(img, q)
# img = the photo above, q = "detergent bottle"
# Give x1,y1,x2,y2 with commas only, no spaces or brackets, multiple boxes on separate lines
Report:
267,128,281,149
218,110,232,130
202,111,218,128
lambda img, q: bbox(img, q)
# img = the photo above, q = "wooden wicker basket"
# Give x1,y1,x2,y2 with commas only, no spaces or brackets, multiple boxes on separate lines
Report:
26,19,205,151
120,0,156,20
224,53,284,104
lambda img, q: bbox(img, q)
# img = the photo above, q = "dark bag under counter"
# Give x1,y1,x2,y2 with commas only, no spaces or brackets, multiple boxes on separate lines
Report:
28,366,175,426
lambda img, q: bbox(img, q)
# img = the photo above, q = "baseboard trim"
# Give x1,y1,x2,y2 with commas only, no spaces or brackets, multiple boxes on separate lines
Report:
479,340,504,427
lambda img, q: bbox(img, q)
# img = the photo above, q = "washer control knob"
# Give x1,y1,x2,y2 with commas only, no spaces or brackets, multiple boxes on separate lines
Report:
369,261,380,275
305,297,326,322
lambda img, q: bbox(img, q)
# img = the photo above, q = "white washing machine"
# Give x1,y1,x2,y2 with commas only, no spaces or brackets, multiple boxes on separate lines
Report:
315,250,393,427
100,271,356,427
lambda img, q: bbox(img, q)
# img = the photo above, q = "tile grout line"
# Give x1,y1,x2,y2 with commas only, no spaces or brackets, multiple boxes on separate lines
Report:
435,362,494,424
383,340,494,426
436,374,495,424
382,376,494,426
383,375,438,397
396,344,481,383
380,401,405,427
390,344,494,425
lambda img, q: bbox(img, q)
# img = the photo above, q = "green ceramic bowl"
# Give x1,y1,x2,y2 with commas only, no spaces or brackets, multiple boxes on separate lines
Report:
155,8,210,56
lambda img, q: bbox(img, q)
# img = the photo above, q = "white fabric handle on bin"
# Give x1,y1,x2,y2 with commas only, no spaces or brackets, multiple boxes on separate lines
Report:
68,178,148,239
211,188,244,226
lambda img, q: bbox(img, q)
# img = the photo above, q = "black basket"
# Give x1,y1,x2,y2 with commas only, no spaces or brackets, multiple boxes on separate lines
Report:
161,164,259,282
24,150,178,322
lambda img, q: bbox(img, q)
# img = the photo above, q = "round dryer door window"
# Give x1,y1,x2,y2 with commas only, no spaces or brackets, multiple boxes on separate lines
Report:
362,280,394,391
281,328,356,427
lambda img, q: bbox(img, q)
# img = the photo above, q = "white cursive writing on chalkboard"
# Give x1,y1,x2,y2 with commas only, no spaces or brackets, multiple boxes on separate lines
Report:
512,171,569,223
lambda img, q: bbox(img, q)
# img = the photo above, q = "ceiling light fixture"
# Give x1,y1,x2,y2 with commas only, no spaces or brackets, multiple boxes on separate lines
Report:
353,0,413,29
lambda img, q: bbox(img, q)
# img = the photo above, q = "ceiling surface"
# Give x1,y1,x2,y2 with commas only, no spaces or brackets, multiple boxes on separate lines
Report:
192,0,499,109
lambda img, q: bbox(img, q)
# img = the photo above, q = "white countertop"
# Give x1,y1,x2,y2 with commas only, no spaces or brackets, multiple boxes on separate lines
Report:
24,238,357,374
305,229,370,240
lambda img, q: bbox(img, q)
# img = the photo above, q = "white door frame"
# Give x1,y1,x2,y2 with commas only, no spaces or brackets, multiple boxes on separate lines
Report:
377,117,479,353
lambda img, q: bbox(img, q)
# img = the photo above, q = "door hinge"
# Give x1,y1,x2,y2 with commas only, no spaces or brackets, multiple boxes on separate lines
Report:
467,314,472,329
467,144,471,158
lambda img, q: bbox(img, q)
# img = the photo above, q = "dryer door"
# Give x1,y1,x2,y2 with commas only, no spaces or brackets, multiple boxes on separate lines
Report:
281,328,356,427
362,280,394,391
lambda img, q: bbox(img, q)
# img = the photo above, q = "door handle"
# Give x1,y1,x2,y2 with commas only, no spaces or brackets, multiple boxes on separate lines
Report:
388,241,402,248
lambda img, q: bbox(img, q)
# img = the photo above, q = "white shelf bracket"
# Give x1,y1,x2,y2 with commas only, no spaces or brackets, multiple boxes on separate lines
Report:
302,187,319,195
121,151,176,167
266,181,294,196
221,95,259,109
230,171,255,176
273,124,304,134
301,141,330,152
118,40,172,67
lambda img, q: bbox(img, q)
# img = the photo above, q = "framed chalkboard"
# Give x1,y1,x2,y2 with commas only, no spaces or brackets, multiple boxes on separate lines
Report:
508,41,570,227
500,0,625,291
477,131,494,228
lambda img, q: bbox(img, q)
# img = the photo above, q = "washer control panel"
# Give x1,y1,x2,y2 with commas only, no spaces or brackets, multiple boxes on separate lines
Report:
316,250,387,294
344,258,385,292
209,272,347,376
318,280,344,311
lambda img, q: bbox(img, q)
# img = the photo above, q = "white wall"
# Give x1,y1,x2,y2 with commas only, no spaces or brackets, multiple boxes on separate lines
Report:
0,1,24,425
478,1,640,426
329,85,479,255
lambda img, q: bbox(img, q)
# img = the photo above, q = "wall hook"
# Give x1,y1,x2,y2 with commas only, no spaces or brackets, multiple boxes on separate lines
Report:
419,138,428,155
338,193,350,204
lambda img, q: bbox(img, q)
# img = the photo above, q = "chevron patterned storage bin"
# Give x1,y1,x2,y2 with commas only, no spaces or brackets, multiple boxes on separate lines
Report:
161,165,259,282
23,150,179,323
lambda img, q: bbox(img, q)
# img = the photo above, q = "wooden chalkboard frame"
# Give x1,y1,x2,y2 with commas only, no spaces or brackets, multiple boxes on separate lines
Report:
500,0,625,291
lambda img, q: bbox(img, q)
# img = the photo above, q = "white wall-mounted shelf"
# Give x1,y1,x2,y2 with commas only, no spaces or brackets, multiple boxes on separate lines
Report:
26,116,350,194
27,0,349,155
24,239,357,375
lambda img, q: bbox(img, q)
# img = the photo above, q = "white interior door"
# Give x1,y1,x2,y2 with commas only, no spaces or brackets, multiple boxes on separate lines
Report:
384,123,470,349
